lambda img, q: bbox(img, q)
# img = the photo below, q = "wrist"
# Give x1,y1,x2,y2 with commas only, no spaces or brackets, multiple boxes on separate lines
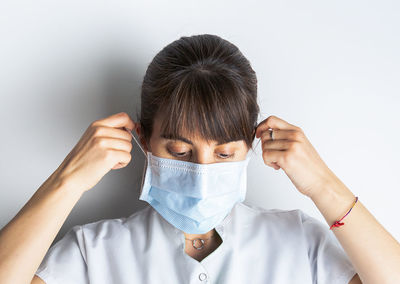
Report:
42,170,85,199
310,178,356,227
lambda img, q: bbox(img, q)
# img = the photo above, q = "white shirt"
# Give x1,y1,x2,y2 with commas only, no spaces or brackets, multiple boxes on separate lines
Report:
35,201,357,284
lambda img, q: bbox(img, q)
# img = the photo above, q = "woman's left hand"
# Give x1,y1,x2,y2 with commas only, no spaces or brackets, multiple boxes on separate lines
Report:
255,115,339,199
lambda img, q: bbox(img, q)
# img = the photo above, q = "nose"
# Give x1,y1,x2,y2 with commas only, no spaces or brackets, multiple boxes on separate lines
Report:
191,151,216,165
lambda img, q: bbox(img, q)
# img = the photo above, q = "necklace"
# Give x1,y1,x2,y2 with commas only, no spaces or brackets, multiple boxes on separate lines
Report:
184,233,215,250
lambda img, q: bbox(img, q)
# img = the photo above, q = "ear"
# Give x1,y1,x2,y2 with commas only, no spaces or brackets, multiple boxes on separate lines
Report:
134,122,149,152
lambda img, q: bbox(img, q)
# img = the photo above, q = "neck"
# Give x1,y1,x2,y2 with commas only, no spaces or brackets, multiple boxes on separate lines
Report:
184,228,216,239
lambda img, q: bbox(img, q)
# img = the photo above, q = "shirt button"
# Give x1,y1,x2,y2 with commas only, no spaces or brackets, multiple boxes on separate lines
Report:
198,272,208,281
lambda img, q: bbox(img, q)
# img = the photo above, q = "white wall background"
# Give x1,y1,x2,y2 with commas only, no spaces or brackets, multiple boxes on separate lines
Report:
1,0,399,246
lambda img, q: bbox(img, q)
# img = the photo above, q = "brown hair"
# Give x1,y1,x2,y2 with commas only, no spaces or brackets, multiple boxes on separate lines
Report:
136,34,260,150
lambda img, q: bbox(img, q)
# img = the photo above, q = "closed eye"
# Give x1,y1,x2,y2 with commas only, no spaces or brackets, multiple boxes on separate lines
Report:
167,149,234,159
218,153,234,159
167,149,188,157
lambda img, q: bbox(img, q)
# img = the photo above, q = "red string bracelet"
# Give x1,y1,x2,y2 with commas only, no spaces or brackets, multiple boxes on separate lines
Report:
329,196,358,230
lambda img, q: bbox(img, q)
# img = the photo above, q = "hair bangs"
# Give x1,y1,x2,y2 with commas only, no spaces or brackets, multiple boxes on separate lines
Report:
158,69,254,146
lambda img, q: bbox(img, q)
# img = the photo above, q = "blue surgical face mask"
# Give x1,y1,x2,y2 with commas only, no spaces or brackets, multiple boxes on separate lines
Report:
125,128,253,234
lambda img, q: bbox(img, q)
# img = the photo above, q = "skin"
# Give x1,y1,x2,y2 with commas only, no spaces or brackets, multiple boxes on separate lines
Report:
135,112,252,262
136,113,400,284
0,112,135,284
1,111,398,283
254,115,400,284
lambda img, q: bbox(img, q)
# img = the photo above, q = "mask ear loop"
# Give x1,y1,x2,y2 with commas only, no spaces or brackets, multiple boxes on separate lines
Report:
124,126,147,158
123,127,148,195
248,133,261,160
250,113,269,158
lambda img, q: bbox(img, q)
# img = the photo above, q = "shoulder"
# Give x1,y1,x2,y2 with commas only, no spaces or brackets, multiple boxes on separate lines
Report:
233,201,330,239
236,201,318,226
77,205,155,243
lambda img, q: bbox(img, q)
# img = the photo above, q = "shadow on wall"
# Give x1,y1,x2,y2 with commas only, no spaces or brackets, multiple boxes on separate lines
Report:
51,51,149,246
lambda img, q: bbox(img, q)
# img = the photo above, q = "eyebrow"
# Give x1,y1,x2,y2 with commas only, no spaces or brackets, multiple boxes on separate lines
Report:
160,133,236,146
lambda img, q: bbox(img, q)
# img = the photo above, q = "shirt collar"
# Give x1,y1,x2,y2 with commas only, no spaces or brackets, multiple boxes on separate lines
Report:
152,201,241,243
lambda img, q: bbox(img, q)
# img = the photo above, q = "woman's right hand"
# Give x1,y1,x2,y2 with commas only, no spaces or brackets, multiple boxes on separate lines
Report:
53,112,136,194
0,111,138,284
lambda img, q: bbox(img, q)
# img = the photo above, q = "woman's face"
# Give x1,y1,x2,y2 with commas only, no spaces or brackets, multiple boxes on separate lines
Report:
138,116,251,164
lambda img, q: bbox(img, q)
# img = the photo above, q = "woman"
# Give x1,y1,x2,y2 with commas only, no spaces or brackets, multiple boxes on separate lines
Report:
0,34,399,284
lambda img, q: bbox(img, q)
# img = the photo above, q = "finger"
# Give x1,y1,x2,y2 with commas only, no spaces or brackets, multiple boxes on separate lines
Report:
261,149,283,170
110,150,132,170
94,137,133,153
256,115,299,138
270,162,281,170
260,129,302,142
261,149,286,168
112,162,129,170
262,139,293,151
261,152,281,170
93,126,133,142
93,112,136,132
112,162,124,170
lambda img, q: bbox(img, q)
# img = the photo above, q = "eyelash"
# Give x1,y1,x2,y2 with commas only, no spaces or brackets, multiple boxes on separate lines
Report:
167,149,234,159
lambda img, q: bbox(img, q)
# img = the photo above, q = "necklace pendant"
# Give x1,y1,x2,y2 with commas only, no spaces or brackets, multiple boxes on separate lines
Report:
192,238,205,250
